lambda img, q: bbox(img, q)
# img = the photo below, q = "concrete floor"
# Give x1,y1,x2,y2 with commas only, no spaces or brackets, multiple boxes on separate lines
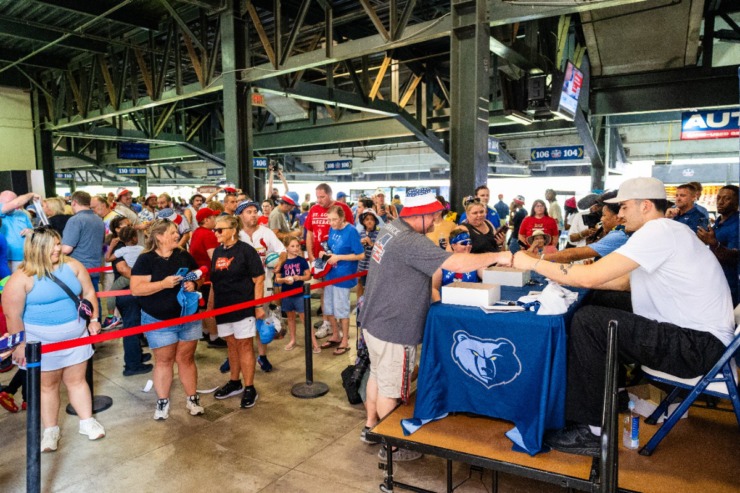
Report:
0,305,563,493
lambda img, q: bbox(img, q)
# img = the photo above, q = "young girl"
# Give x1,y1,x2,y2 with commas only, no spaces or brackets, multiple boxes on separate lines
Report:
275,238,312,352
357,210,380,298
431,228,483,301
111,226,143,290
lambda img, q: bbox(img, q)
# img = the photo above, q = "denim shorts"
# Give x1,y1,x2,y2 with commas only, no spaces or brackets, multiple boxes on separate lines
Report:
142,311,201,349
282,294,305,314
324,285,350,319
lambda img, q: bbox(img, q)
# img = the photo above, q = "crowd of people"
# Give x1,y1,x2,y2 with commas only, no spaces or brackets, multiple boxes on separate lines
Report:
0,174,737,466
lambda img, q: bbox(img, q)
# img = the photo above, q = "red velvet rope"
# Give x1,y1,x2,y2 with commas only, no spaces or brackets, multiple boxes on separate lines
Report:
41,270,368,354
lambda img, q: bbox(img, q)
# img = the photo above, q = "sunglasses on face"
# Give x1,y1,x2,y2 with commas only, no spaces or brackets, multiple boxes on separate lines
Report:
213,227,233,234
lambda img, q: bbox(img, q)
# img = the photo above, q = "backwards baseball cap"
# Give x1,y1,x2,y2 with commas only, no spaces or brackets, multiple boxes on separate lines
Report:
279,194,297,206
604,177,666,204
236,200,260,215
399,188,444,217
336,191,347,199
196,207,219,223
514,195,525,205
157,208,183,225
564,197,576,209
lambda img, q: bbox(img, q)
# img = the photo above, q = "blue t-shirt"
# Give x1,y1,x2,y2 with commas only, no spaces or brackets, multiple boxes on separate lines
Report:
493,200,510,220
713,212,739,305
326,224,364,288
458,207,501,229
62,210,105,273
280,256,310,294
0,234,10,279
590,230,629,258
0,206,32,261
673,206,708,233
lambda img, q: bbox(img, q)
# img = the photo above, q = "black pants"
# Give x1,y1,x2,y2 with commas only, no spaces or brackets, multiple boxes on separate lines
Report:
566,305,727,425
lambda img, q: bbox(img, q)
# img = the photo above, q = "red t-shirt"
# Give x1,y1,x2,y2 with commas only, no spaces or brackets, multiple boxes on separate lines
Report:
519,215,559,245
305,201,354,258
189,227,219,281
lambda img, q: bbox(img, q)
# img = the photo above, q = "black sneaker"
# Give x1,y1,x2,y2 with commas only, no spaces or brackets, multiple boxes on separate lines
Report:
208,337,228,349
123,364,153,377
214,380,243,400
544,424,600,457
257,355,273,373
241,386,258,408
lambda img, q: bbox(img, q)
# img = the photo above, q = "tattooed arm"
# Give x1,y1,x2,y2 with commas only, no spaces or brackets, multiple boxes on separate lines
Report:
513,251,638,289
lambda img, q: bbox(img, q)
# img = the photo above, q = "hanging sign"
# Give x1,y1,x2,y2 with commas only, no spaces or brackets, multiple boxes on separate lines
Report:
530,145,584,162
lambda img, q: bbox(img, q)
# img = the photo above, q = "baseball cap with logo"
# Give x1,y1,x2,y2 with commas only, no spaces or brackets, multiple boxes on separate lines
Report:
604,177,666,203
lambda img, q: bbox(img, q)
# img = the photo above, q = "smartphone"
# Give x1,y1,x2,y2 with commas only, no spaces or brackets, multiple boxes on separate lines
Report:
175,267,189,277
495,224,509,235
0,332,24,351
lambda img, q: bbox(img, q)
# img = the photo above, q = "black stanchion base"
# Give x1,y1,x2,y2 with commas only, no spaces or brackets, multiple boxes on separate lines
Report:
291,381,329,399
65,395,113,415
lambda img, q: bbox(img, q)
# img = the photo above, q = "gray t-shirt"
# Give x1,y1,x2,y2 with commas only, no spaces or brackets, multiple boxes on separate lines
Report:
62,209,105,272
362,218,451,346
268,208,290,234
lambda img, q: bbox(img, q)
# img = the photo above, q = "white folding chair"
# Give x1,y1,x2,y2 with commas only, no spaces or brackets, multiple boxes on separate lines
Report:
639,326,740,456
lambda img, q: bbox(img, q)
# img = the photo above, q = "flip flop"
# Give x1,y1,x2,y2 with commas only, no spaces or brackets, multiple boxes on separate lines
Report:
312,346,321,354
284,342,296,351
333,346,350,356
320,340,341,349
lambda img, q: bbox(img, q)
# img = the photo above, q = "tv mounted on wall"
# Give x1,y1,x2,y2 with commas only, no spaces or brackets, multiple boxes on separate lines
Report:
550,60,584,121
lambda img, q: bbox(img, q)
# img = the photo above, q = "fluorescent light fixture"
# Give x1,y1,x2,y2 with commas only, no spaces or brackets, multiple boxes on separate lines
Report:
504,110,534,126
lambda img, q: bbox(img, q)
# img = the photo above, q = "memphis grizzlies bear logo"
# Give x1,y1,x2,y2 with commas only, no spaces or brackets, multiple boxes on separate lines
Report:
451,331,521,389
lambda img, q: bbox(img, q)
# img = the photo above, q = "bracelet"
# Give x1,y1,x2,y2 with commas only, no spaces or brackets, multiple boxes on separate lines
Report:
89,318,99,323
532,253,545,271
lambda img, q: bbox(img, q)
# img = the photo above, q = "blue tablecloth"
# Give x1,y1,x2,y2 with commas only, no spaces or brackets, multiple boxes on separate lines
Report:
401,283,582,455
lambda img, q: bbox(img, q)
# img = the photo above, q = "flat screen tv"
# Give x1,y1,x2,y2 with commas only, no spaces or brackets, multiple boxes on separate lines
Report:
118,142,150,160
550,61,584,121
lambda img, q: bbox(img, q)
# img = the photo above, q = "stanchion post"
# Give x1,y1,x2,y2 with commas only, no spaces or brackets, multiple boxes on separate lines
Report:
26,341,41,493
291,284,329,399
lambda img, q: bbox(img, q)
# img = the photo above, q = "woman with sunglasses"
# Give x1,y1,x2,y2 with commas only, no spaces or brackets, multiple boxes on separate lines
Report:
130,219,203,421
209,215,265,409
431,228,484,301
461,201,506,254
2,225,105,452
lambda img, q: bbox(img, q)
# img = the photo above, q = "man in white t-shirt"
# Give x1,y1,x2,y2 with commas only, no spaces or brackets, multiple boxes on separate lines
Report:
513,177,734,457
237,201,286,373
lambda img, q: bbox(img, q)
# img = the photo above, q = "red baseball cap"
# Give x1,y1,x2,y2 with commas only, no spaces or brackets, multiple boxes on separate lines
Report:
196,208,219,223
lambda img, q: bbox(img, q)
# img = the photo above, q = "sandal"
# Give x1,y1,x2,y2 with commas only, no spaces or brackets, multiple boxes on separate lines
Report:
320,339,341,349
284,342,296,351
333,346,350,356
312,346,321,354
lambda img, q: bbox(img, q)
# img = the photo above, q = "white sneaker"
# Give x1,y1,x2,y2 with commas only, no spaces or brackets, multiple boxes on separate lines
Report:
186,395,204,416
315,321,332,339
154,398,170,420
78,418,105,440
41,426,60,452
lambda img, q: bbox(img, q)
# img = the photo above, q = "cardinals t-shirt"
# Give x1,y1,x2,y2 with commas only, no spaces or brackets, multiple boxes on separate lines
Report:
210,241,265,324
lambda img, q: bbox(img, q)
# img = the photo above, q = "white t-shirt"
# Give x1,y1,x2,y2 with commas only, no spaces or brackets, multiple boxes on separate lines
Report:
239,226,286,290
615,218,734,346
567,212,589,247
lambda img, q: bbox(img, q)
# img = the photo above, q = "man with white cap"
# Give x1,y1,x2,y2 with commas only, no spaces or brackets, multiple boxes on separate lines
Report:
513,177,734,457
361,187,513,461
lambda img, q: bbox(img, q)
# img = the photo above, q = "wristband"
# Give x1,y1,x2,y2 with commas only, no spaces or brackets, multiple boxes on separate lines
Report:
89,318,99,323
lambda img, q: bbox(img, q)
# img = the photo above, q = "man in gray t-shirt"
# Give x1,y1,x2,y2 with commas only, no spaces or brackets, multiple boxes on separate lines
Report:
62,190,105,291
268,195,300,243
360,188,512,459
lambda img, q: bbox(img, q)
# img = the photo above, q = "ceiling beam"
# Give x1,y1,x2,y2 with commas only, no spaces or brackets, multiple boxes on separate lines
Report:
591,66,740,115
35,0,160,30
0,48,69,71
0,18,108,54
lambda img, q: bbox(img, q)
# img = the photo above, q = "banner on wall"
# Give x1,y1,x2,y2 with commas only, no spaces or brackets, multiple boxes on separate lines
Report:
680,109,740,140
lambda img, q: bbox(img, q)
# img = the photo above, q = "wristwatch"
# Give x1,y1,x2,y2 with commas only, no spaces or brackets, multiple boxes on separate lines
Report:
89,318,99,323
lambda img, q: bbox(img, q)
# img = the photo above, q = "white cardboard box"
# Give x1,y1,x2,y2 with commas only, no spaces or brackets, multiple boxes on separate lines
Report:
482,267,531,287
442,282,501,307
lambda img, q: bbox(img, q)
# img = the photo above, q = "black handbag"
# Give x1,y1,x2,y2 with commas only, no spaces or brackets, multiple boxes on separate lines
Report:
51,274,94,325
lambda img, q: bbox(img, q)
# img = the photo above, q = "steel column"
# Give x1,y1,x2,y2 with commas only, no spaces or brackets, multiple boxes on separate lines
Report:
32,88,56,196
221,0,252,196
449,0,490,215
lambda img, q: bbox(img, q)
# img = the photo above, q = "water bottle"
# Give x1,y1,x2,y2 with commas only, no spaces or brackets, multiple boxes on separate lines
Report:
622,400,640,449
